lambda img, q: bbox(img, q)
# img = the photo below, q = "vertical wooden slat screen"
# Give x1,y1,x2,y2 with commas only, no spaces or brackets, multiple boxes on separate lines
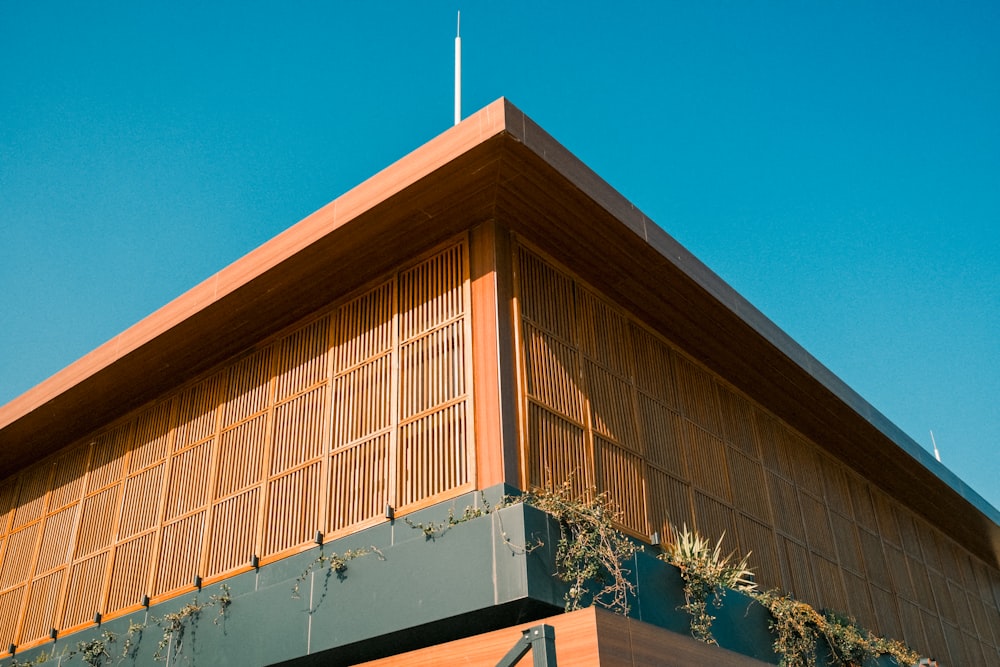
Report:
526,404,590,495
20,572,61,644
63,552,108,628
637,394,686,478
206,348,271,578
107,533,155,613
843,569,877,629
685,423,731,505
0,525,38,592
646,468,691,545
394,244,473,510
10,464,50,531
104,399,173,616
0,478,16,641
830,511,863,575
523,324,583,422
265,315,331,555
596,440,645,534
585,362,638,450
156,513,205,594
0,236,474,650
0,589,21,646
726,448,769,523
330,281,395,532
511,240,999,665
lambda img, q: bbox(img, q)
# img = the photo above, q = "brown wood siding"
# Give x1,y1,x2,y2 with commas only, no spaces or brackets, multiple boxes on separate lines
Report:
356,606,773,667
512,240,1000,666
0,239,474,650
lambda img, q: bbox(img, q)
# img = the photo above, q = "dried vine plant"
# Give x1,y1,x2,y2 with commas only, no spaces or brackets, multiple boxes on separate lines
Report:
754,590,920,667
520,481,637,615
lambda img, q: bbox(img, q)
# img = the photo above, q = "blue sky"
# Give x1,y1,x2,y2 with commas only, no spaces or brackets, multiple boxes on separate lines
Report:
1,2,997,511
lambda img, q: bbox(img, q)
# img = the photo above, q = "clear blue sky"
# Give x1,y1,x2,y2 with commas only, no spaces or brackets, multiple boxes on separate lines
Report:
2,2,997,511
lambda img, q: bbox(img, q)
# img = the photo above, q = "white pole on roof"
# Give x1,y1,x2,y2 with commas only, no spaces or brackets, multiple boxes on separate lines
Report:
455,11,462,126
930,430,941,462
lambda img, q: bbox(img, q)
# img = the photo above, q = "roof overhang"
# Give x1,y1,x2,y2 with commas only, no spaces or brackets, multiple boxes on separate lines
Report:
1,98,996,565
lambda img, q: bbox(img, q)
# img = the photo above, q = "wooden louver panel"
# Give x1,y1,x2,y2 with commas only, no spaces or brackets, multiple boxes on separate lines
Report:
329,434,390,532
0,525,38,590
0,478,18,533
20,571,62,643
87,424,130,493
119,465,164,539
129,401,172,472
207,488,259,577
596,439,645,534
107,533,155,611
74,487,118,559
10,464,50,530
398,403,467,507
223,348,273,428
0,589,23,645
523,324,583,422
332,353,392,448
164,441,213,520
34,505,77,573
400,320,465,418
275,316,330,401
527,403,590,495
62,552,108,628
265,462,322,555
49,446,88,511
517,246,575,341
216,416,267,498
586,362,639,452
155,513,204,595
271,387,327,476
399,244,464,341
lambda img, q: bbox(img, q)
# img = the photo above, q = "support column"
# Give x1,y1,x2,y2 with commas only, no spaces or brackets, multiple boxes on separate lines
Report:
469,221,519,489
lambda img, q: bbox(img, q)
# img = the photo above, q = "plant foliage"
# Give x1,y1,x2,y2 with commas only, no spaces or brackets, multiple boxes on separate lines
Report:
658,524,756,644
520,481,637,615
754,590,921,667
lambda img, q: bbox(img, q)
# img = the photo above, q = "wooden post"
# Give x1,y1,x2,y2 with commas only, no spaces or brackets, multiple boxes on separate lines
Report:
470,222,519,489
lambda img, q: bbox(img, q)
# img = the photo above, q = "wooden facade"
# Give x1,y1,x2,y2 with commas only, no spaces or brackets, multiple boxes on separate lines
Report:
0,239,474,647
512,239,1000,664
0,99,997,664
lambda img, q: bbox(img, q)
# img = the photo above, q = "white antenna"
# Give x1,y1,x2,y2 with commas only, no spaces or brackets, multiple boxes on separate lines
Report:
930,430,941,462
454,11,462,125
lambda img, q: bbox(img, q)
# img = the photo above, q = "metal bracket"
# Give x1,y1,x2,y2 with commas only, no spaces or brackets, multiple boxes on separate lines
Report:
495,624,556,667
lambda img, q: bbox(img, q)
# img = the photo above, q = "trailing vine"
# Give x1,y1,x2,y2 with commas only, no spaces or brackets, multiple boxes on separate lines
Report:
754,589,824,666
75,632,116,667
404,505,488,540
2,584,232,666
657,524,756,644
152,583,232,662
753,590,919,667
291,546,384,599
520,481,637,615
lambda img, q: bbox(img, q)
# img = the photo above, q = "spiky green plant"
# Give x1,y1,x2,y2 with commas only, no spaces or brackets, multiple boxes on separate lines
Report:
658,523,756,644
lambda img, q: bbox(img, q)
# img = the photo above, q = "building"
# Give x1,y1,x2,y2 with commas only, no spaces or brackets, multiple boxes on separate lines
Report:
0,98,997,666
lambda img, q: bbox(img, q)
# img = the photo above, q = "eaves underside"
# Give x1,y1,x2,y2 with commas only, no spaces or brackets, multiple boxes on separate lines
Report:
0,98,995,565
